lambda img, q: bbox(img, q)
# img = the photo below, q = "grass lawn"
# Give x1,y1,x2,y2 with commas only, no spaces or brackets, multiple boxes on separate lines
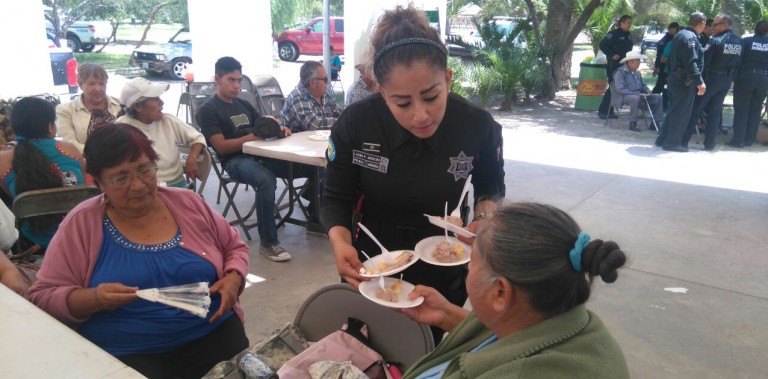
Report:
115,23,185,43
75,53,130,70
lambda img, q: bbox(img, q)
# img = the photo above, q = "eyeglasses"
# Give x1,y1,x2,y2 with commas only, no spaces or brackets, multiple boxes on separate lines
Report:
105,165,158,188
312,77,329,83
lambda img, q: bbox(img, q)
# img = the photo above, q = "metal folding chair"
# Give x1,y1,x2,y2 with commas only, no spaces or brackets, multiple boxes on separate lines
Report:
293,283,434,372
606,81,655,130
11,186,100,255
206,146,257,240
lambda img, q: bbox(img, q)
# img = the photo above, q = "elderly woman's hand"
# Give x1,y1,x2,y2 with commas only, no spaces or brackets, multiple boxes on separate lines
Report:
402,285,469,333
95,283,139,310
209,271,242,323
1,269,30,298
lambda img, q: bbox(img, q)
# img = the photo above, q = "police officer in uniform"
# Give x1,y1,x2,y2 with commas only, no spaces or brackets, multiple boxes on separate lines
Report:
655,13,707,152
598,15,634,119
699,19,715,50
681,14,742,150
652,22,681,112
321,6,505,344
727,20,768,147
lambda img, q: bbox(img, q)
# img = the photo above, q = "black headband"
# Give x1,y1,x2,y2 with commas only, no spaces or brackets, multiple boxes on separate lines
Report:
373,38,447,71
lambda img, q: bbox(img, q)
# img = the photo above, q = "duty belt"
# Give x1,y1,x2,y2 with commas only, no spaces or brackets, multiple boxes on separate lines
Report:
707,68,737,76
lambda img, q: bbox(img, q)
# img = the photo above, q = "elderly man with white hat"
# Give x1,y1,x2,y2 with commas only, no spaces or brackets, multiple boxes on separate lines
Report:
613,51,664,132
117,77,206,188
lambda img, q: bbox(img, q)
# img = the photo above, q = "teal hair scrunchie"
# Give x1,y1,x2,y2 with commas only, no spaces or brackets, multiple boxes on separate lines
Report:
569,232,591,272
14,136,25,143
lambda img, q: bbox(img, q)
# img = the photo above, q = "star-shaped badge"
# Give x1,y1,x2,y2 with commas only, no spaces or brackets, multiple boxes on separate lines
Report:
447,151,474,181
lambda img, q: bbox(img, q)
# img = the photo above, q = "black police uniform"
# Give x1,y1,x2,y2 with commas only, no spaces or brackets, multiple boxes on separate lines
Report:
681,29,743,149
656,27,703,150
729,33,768,146
322,92,505,313
598,28,634,117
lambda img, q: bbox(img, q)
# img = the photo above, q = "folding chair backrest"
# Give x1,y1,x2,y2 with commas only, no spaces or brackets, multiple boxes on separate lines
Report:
188,82,217,131
251,75,285,118
293,283,434,371
12,186,100,233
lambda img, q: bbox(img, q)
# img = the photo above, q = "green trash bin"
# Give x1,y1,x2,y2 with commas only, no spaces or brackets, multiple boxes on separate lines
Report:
574,63,608,111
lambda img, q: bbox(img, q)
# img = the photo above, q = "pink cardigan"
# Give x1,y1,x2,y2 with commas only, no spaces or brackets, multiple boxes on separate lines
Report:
29,187,250,326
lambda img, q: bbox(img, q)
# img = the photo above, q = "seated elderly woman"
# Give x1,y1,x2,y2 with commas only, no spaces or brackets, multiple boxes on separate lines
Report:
117,77,206,188
401,202,629,379
0,97,85,248
29,124,249,378
613,51,663,132
57,63,123,152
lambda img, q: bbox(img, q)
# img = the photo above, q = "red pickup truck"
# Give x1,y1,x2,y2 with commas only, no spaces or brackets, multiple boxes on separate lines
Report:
275,17,344,61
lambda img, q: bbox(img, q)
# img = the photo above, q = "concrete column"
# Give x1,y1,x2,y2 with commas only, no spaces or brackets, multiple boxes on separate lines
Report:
188,0,273,82
0,2,55,98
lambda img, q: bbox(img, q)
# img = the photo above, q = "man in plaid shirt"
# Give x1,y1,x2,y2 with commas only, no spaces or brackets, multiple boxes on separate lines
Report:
280,61,342,132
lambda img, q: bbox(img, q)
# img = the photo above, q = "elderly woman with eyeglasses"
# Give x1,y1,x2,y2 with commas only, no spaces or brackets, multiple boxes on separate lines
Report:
401,202,629,379
29,124,249,378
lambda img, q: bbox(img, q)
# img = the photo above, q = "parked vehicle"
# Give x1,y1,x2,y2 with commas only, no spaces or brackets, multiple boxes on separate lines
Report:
129,28,192,80
640,26,664,54
46,33,78,94
275,17,344,62
43,7,111,53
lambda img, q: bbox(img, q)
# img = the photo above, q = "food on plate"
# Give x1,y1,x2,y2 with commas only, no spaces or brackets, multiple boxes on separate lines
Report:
375,278,402,303
441,215,463,227
363,251,415,275
431,241,465,263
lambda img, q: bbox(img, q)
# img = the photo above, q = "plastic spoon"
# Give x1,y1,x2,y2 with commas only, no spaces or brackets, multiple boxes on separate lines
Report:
358,222,397,264
450,174,472,221
444,202,450,243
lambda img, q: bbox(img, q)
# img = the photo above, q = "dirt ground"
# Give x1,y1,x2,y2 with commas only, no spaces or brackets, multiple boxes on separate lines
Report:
486,89,768,154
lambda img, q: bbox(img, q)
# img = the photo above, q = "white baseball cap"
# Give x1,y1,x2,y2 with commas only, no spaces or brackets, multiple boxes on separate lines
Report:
120,77,169,108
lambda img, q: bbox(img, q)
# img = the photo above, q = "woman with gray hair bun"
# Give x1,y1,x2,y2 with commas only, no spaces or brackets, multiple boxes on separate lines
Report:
401,202,629,379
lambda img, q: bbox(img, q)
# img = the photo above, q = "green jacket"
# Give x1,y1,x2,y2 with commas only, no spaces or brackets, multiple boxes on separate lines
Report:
403,305,629,379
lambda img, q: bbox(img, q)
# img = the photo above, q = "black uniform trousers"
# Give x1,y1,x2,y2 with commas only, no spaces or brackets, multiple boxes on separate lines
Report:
652,69,671,112
731,77,768,146
597,62,621,116
656,76,697,148
681,73,733,148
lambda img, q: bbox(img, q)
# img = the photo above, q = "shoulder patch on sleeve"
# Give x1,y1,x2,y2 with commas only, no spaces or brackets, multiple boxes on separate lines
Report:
688,39,696,48
326,138,336,162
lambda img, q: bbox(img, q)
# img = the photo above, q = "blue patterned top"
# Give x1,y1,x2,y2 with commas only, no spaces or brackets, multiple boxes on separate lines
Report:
77,217,232,356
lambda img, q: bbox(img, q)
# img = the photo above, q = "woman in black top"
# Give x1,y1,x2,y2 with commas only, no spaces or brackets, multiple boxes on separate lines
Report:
320,5,505,336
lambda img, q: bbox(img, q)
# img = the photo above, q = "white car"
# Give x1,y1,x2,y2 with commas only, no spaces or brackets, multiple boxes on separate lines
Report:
640,26,665,54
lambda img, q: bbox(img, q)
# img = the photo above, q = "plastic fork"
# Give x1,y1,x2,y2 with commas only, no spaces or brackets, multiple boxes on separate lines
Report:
450,174,472,221
358,222,397,264
361,250,386,290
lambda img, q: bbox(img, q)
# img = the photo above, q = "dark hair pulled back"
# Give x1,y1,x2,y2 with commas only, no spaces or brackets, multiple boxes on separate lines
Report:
10,97,61,196
370,5,447,86
476,202,627,319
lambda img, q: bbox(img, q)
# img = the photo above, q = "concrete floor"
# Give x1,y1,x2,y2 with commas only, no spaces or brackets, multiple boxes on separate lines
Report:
143,55,768,378
192,127,768,379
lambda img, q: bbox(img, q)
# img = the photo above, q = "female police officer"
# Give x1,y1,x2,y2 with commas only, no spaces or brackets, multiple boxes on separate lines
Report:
320,5,505,340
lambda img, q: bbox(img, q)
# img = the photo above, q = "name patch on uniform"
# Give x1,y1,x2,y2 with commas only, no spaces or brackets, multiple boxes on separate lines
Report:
752,42,768,52
723,44,742,55
447,151,474,181
353,150,389,173
362,142,381,153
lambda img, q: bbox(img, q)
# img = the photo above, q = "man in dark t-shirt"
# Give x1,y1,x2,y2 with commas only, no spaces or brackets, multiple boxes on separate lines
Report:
196,57,317,262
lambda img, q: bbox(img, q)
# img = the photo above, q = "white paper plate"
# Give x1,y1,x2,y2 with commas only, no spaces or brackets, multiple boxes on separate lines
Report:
415,236,471,266
308,131,330,141
423,214,476,238
359,250,418,278
359,277,424,308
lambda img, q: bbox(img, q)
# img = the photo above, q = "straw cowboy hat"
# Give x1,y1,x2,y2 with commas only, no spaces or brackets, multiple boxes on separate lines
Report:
620,51,646,64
